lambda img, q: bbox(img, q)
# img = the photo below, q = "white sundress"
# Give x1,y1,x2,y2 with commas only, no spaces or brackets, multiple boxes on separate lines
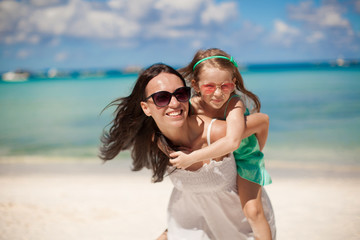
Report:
167,119,276,240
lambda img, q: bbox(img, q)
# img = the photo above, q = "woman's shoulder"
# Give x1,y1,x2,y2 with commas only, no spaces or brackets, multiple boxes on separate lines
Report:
192,115,227,144
209,119,227,143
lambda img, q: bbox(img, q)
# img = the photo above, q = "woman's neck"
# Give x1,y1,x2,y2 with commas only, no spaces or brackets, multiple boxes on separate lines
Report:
160,115,201,149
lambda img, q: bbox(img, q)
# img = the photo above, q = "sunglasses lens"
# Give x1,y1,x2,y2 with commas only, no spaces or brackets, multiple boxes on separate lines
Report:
148,87,190,107
174,87,190,102
201,84,216,95
201,83,234,94
153,92,171,107
221,83,235,93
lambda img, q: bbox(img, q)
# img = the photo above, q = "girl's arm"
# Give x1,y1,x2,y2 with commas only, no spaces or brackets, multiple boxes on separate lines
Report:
170,97,245,169
170,99,270,169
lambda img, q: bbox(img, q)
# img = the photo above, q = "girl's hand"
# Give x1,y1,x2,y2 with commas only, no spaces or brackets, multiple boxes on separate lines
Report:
169,150,194,169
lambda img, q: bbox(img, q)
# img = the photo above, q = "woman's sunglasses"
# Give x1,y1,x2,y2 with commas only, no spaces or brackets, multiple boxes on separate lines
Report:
145,86,191,107
200,82,235,95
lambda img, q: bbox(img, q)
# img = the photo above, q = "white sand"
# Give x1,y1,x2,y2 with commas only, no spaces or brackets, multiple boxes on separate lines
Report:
0,156,359,240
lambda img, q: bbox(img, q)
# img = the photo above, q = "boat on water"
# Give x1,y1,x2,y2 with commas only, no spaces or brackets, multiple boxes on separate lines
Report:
1,71,29,82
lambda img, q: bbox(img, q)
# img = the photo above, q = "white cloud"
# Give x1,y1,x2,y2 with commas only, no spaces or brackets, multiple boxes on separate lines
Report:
0,1,29,34
110,0,154,20
155,0,200,11
288,1,350,28
274,20,300,35
306,31,325,43
269,20,300,47
201,1,237,25
283,0,359,50
29,0,140,39
70,9,140,39
152,0,198,28
0,0,238,45
30,0,62,7
317,5,349,27
107,0,124,10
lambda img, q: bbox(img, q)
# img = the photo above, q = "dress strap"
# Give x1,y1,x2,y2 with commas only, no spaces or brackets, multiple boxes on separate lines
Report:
207,119,217,146
223,94,241,119
189,98,193,115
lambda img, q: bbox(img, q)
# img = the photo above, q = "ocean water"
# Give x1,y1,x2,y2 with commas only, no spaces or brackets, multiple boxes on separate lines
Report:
1,67,359,164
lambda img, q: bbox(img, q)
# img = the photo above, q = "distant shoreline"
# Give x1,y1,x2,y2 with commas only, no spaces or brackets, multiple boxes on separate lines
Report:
1,59,360,81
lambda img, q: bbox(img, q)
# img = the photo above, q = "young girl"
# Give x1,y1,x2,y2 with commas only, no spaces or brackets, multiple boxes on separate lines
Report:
170,48,273,240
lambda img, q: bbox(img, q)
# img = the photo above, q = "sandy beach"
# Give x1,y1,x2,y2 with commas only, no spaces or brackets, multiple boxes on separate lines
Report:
0,155,359,240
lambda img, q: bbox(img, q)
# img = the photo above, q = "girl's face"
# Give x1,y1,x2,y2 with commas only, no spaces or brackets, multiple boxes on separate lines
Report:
141,73,189,131
194,66,235,110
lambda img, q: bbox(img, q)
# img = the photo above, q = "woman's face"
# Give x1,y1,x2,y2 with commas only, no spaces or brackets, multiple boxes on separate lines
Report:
194,66,235,110
141,72,189,130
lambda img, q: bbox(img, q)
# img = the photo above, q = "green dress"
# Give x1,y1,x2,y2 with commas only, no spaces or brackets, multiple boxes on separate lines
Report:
224,95,272,186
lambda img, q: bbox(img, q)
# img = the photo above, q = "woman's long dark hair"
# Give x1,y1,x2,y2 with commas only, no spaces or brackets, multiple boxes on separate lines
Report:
99,63,187,182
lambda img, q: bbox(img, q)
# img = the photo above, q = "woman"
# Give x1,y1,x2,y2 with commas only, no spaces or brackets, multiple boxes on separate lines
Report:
99,63,276,239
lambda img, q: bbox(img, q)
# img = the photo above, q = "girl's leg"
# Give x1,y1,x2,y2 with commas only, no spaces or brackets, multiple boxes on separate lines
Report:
237,175,272,240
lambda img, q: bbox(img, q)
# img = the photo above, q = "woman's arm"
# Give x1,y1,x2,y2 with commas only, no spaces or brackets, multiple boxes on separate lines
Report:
243,113,269,151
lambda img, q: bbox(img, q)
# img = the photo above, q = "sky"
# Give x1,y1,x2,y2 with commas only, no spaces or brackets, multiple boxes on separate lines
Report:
0,0,359,72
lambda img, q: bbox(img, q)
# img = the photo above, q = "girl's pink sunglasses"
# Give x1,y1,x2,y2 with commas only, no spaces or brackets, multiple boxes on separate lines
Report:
200,82,235,95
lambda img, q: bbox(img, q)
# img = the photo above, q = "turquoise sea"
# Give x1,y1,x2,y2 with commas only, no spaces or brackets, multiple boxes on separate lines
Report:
1,65,359,165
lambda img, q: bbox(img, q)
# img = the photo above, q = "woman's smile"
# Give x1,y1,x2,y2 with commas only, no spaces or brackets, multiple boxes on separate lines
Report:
166,109,184,117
